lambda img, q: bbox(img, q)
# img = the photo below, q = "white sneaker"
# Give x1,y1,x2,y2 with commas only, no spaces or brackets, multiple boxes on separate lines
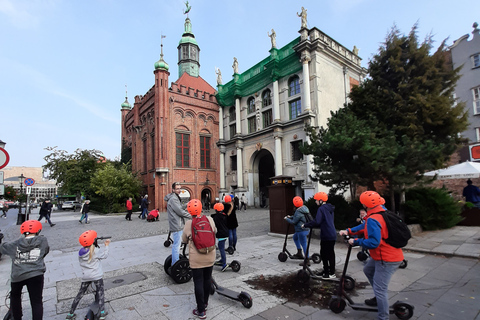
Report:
329,273,337,279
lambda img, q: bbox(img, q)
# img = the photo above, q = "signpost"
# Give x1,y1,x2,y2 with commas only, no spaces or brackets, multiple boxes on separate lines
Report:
24,178,35,220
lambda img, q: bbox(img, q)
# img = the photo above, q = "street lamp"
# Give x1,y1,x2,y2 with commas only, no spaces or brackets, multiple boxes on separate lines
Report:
16,173,25,225
0,140,6,148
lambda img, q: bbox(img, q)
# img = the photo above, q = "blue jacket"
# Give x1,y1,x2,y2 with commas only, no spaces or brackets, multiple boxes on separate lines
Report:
304,203,336,241
285,205,310,233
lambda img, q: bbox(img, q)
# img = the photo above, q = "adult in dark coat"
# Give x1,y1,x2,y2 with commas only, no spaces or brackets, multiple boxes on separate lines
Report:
38,199,55,227
223,195,238,253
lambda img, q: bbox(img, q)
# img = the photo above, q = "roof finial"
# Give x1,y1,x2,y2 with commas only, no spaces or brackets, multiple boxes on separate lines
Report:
125,84,128,99
183,1,191,17
161,33,166,59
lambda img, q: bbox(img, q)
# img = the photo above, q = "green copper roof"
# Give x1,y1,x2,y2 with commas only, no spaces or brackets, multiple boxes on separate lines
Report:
154,57,169,71
216,37,302,107
121,97,131,109
178,18,198,45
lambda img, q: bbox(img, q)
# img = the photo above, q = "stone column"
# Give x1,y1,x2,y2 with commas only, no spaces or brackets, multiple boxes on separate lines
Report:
219,106,224,140
305,130,313,183
219,146,226,189
274,130,283,175
273,80,280,121
235,98,241,135
301,55,311,112
236,142,244,188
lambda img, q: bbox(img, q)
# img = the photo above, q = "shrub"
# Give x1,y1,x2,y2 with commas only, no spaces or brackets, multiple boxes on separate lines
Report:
304,194,359,231
403,187,463,230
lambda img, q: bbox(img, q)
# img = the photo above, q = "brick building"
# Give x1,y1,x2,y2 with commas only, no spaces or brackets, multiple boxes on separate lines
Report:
121,16,219,210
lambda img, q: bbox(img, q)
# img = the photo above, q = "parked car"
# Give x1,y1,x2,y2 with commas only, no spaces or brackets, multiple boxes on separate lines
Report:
62,201,81,210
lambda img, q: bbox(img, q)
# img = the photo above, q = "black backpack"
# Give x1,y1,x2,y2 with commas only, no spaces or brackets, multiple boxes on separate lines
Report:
372,210,411,248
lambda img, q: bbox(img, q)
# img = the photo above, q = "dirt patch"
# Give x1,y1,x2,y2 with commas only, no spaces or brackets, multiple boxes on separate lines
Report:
245,272,368,309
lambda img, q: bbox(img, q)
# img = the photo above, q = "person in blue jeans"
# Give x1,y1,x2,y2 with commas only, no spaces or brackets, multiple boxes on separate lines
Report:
164,183,191,265
139,195,149,219
285,196,310,265
211,203,229,271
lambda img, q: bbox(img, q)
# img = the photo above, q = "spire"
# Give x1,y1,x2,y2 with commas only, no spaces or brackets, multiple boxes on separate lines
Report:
177,5,200,78
154,34,170,71
121,84,131,110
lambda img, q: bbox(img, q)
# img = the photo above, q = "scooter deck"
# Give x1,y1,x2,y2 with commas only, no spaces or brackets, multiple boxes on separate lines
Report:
216,286,241,300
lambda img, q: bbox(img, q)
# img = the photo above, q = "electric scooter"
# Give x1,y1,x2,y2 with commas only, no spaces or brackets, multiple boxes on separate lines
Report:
358,247,408,269
296,230,356,291
329,236,414,319
278,223,321,264
209,278,253,308
164,243,192,284
214,259,241,272
163,231,173,247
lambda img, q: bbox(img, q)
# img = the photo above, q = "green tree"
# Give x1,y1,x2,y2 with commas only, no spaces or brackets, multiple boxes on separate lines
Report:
43,147,104,198
121,138,132,167
90,162,142,213
3,185,17,201
303,24,468,211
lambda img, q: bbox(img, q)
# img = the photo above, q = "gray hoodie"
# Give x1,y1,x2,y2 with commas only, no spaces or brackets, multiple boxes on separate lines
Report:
0,235,49,283
164,193,191,232
78,245,109,281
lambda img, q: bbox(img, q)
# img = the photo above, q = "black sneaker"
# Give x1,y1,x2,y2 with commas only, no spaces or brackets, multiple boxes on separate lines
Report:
365,297,377,306
50,224,56,227
321,271,330,279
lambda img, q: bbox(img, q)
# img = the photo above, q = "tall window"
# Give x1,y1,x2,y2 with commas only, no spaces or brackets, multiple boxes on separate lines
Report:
262,89,272,107
473,54,480,68
248,117,257,133
229,124,236,139
288,75,300,97
474,86,480,115
151,135,155,169
247,97,255,114
229,107,236,121
263,109,273,127
289,99,302,119
143,138,147,172
175,133,190,168
291,140,303,161
200,136,211,169
230,155,237,171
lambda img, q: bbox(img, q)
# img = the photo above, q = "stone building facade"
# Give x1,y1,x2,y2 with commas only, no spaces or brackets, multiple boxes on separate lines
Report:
121,17,219,210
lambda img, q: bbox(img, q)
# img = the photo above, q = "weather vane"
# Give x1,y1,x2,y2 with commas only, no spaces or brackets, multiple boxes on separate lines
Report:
183,1,191,17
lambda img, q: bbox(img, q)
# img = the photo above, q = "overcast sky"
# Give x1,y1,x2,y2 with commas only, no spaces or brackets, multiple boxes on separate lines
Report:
1,0,477,168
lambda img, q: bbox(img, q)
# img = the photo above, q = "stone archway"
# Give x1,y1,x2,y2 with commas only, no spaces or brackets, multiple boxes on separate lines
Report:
201,188,212,211
252,149,275,208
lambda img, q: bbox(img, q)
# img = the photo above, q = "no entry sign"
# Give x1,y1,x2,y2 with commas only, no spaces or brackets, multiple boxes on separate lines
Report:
0,148,10,170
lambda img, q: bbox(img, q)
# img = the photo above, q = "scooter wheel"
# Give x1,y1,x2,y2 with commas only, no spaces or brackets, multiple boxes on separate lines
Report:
239,292,253,308
171,258,192,284
311,253,321,264
230,260,241,272
226,247,234,255
85,309,95,320
357,251,368,261
278,252,288,262
399,259,408,269
164,239,171,247
329,297,346,314
163,255,172,274
393,302,414,319
297,269,310,284
344,276,355,292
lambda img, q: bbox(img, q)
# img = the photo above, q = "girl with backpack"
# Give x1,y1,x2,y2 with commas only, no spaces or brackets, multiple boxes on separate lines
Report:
285,196,310,265
182,199,216,319
66,230,110,320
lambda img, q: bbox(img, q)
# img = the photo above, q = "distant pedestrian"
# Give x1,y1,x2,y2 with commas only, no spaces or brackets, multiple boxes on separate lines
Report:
79,200,90,224
66,230,110,320
234,195,240,210
0,220,49,320
1,203,8,218
38,199,55,227
463,179,480,208
211,203,229,271
165,182,191,265
125,197,133,221
240,193,247,211
146,209,159,222
139,195,149,219
224,195,238,253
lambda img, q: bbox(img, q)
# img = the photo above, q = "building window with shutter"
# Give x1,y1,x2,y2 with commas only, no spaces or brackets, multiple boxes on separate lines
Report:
291,140,303,161
200,136,211,169
176,133,190,168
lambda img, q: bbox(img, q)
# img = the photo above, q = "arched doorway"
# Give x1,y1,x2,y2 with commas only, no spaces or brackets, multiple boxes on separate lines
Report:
201,188,212,211
252,149,275,208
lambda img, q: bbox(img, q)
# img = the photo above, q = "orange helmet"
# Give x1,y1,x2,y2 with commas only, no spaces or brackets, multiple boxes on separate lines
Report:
293,196,304,207
213,203,224,212
224,195,232,203
187,199,202,216
380,197,386,205
20,220,42,235
314,192,328,202
360,191,383,208
79,230,97,247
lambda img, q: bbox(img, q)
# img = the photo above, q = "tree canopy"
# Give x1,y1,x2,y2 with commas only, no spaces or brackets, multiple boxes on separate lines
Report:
302,24,468,209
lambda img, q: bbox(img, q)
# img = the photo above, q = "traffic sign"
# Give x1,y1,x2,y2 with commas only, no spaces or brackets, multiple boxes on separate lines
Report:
24,178,35,186
0,171,3,184
0,148,9,170
26,186,32,195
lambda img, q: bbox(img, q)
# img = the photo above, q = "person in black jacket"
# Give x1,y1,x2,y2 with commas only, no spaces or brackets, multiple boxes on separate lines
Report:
38,199,55,227
211,203,229,271
223,195,238,253
79,200,90,224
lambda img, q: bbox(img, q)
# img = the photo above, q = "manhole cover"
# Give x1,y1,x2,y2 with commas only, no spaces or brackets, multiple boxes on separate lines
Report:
104,272,147,290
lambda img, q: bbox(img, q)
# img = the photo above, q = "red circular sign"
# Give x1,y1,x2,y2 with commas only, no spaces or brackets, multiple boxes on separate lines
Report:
0,148,10,170
24,178,35,186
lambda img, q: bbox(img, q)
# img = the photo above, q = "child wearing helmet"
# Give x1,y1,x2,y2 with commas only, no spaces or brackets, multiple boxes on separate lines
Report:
66,230,111,320
223,195,238,254
303,192,337,279
182,199,217,319
211,202,229,271
285,196,310,263
339,191,404,320
0,220,49,320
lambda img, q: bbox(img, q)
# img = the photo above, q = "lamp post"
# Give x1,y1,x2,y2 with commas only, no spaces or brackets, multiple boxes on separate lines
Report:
0,140,6,148
16,173,25,225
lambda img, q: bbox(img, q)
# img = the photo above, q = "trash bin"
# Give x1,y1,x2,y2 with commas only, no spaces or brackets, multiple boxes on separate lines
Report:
268,175,295,234
16,213,26,225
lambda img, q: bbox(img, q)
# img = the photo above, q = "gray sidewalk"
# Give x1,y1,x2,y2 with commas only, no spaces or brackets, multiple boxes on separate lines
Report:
0,209,479,319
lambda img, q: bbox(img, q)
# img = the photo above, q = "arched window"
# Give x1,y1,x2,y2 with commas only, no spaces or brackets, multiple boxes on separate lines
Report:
262,89,272,107
288,75,300,97
229,107,236,121
247,97,255,114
